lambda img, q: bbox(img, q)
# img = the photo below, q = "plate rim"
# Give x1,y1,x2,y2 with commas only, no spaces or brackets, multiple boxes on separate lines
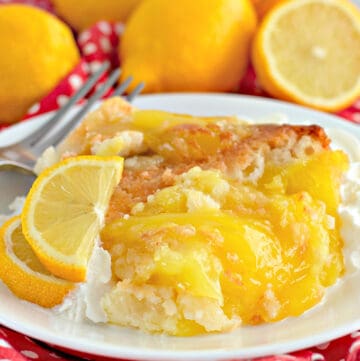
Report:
1,93,360,361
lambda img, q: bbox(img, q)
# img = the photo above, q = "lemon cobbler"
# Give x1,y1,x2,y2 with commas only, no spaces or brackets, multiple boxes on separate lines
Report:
0,97,350,336
43,97,346,336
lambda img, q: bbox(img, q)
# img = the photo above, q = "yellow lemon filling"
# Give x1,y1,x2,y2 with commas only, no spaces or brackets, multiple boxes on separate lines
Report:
101,150,348,335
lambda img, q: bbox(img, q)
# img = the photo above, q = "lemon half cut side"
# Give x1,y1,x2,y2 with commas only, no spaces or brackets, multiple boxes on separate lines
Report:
252,0,360,111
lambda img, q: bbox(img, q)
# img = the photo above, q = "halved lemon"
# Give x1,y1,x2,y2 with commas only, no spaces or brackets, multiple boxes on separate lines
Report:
22,156,123,282
0,216,74,308
252,0,360,111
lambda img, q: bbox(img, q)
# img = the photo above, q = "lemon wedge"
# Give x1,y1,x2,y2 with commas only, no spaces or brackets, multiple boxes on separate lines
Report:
0,216,74,307
22,156,123,282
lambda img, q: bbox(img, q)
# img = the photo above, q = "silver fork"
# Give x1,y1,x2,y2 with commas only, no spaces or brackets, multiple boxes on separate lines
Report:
0,62,144,213
0,62,144,174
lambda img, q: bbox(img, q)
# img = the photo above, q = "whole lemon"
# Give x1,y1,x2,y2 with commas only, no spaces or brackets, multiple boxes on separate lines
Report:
0,5,79,124
52,0,143,31
120,0,257,93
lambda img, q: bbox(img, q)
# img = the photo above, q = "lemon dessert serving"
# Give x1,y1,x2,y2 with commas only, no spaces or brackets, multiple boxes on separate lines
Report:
0,97,359,336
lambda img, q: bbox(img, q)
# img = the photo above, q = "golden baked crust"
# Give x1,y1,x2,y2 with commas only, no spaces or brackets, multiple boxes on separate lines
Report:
58,97,330,221
58,97,135,156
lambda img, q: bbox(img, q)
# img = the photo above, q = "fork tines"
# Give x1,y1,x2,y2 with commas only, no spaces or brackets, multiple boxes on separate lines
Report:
32,65,144,150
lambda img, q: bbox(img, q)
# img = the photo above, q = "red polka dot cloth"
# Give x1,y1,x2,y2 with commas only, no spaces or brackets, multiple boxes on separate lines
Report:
1,1,360,360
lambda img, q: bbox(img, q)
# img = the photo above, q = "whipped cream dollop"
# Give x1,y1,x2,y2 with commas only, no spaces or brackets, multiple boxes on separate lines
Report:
339,162,360,273
54,242,113,323
0,197,25,226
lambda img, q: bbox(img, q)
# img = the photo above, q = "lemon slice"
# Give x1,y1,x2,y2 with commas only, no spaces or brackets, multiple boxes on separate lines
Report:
0,216,74,308
252,0,360,111
22,156,123,282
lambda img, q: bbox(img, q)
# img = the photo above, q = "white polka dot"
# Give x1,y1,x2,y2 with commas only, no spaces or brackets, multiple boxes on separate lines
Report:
89,61,103,73
115,23,125,35
78,30,91,44
316,342,330,350
69,74,83,90
0,339,10,348
49,352,61,358
20,350,39,359
311,353,325,361
27,103,40,115
350,339,360,352
98,21,111,35
57,95,69,107
100,37,111,53
0,359,12,361
351,331,360,338
83,42,97,55
352,112,360,123
81,62,90,73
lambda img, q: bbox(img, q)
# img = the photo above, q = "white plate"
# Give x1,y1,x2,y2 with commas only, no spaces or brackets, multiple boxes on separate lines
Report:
1,94,360,361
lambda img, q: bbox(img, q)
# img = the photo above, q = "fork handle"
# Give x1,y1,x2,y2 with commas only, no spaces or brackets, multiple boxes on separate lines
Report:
0,159,36,176
0,143,37,167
